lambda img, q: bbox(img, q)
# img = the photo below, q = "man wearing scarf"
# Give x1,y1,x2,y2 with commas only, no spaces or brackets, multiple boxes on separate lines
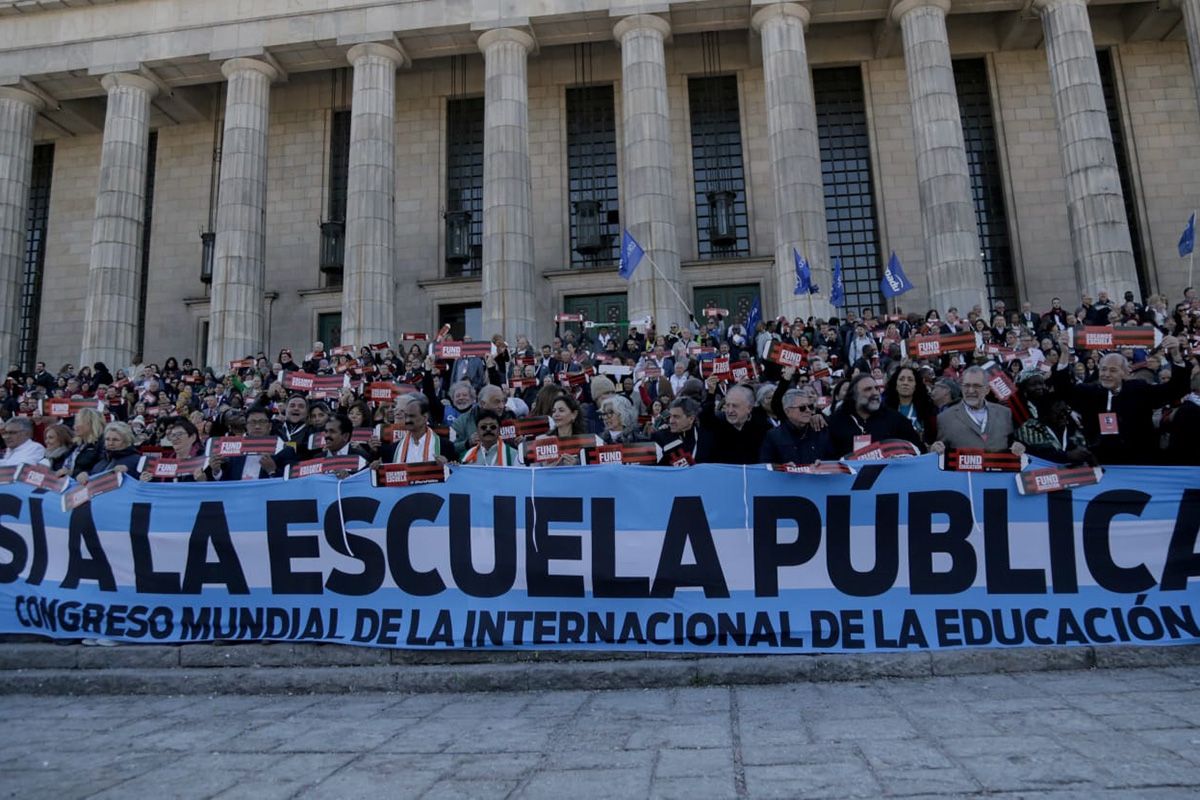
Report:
460,409,520,466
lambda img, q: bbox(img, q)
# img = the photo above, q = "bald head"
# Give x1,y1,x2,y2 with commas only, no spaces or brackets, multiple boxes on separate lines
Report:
722,384,755,428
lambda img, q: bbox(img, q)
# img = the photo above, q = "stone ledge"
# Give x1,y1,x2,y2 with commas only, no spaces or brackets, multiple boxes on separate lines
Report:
2,643,1198,695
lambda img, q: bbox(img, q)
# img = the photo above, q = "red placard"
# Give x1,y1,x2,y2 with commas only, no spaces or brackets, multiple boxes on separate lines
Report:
768,462,853,475
554,313,585,323
228,358,255,370
846,440,921,461
729,361,757,383
15,464,69,492
206,437,282,457
1017,466,1103,495
281,371,317,392
499,416,551,443
660,439,695,467
905,331,979,359
138,456,208,480
510,376,538,389
286,456,365,479
373,461,448,487
366,382,399,403
370,340,393,350
433,341,492,360
938,449,1024,473
582,443,661,465
701,357,731,378
1071,325,1159,350
765,342,807,369
41,398,99,418
351,428,375,444
62,470,123,512
0,466,18,484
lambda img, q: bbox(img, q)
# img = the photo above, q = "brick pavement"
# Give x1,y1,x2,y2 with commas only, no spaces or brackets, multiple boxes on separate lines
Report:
2,666,1200,799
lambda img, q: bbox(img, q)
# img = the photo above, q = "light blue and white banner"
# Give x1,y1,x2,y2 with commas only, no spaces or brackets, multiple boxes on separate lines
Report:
1,457,1198,653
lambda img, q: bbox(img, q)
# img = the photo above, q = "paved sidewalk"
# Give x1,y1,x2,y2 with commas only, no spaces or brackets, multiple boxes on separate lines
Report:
3,666,1200,799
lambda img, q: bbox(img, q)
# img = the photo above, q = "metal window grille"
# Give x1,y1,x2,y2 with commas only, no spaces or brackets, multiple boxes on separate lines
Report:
18,143,54,373
689,70,750,259
813,66,884,315
446,96,484,277
1096,49,1149,298
953,59,1017,310
566,80,619,268
135,131,158,361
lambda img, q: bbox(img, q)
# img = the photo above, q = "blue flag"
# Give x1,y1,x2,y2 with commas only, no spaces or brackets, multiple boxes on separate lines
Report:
830,258,845,308
793,248,812,296
618,230,644,280
745,295,762,334
1180,213,1196,258
881,251,914,298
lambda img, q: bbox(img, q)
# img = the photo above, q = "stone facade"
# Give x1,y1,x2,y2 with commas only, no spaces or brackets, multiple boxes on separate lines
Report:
0,0,1196,372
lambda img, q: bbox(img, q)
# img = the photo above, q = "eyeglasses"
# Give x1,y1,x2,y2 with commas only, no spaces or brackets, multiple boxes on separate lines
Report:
786,405,815,412
600,410,618,416
477,424,499,431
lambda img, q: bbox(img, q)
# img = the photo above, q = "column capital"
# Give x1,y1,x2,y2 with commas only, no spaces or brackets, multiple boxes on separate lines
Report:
477,27,535,54
613,14,672,44
99,72,159,98
892,0,951,23
0,86,45,111
347,42,409,69
220,57,280,83
751,3,811,33
1032,0,1088,14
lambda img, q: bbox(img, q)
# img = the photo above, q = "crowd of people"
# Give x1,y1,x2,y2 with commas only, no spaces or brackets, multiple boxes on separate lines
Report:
2,286,1199,481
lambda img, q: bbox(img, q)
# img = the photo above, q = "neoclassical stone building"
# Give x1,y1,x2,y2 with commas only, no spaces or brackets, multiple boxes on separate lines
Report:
0,0,1197,372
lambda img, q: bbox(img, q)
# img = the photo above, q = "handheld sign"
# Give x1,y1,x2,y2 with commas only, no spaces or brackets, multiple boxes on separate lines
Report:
581,443,662,465
228,358,255,370
767,462,854,475
1016,466,1103,495
433,341,492,360
1069,326,1161,350
765,342,807,369
15,464,69,492
372,461,448,488
40,398,100,418
280,371,317,392
62,470,123,512
0,466,17,485
205,437,283,458
499,416,551,443
660,439,695,467
137,456,208,480
846,440,922,461
938,449,1025,473
903,331,980,359
285,456,366,479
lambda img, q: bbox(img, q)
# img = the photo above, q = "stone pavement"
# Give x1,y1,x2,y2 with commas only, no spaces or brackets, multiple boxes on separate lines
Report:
3,666,1200,799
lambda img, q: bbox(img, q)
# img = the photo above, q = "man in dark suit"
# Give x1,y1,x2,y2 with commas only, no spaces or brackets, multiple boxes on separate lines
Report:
449,338,487,391
930,366,1025,455
386,394,455,464
698,381,773,465
205,406,297,481
320,415,372,463
653,396,716,465
1018,302,1041,332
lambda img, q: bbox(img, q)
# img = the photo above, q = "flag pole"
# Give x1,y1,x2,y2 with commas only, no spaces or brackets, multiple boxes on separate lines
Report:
1190,209,1196,292
642,251,695,320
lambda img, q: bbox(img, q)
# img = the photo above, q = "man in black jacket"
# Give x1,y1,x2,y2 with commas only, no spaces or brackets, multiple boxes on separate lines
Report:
828,374,924,457
205,406,296,480
699,381,772,464
1050,335,1190,464
760,387,831,464
653,396,716,464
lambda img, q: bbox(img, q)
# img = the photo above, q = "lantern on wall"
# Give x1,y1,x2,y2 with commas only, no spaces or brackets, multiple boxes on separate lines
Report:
319,220,345,274
199,230,215,284
573,199,604,255
445,210,473,264
707,189,737,246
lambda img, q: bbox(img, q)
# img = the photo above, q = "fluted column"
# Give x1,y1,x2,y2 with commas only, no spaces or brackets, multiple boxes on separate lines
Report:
343,43,404,347
614,15,687,330
478,28,536,343
893,0,987,314
1033,0,1139,299
208,58,277,368
752,3,832,320
0,87,43,374
1178,0,1200,130
80,73,158,369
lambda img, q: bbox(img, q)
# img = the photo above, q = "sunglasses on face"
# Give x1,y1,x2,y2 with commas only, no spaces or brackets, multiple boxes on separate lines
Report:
477,424,499,432
787,405,815,412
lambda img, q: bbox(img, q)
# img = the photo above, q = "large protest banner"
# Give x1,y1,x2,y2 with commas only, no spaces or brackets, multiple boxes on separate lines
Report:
1,457,1198,653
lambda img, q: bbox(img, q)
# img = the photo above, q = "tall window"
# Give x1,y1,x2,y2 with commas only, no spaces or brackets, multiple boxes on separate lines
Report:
813,67,884,314
320,108,351,286
445,97,484,277
953,59,1016,309
135,130,158,361
18,143,54,373
688,73,750,259
1096,49,1149,298
566,84,619,268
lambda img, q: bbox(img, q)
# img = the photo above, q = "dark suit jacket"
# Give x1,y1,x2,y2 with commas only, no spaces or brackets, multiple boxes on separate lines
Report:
209,445,298,481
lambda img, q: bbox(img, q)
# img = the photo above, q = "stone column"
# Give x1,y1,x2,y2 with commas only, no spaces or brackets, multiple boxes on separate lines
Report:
80,73,158,369
0,87,43,374
478,28,536,343
752,3,832,321
1178,0,1200,130
893,0,987,314
614,15,687,330
342,43,403,347
1034,0,1139,299
208,58,277,368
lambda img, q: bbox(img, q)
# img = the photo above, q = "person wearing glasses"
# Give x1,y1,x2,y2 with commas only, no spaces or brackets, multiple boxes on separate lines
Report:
598,395,649,444
460,409,520,465
759,387,832,465
0,416,45,467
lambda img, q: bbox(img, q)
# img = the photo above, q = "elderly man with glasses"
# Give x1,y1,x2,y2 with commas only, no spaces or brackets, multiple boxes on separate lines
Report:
0,416,45,467
759,387,831,465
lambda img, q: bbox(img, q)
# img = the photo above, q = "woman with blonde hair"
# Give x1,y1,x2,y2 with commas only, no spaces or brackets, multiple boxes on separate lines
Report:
78,421,142,483
67,407,106,477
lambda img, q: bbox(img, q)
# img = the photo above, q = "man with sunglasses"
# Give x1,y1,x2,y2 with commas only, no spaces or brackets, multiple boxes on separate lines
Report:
460,409,520,465
759,387,831,465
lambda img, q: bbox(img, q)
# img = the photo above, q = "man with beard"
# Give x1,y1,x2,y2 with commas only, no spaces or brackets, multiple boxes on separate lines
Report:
828,374,924,457
930,366,1025,455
